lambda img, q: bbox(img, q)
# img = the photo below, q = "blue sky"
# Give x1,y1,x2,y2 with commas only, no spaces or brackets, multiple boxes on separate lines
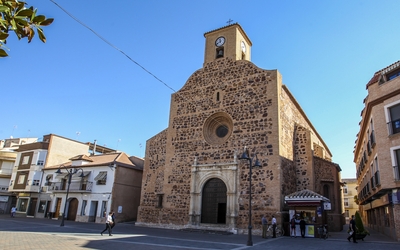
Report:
2,0,400,178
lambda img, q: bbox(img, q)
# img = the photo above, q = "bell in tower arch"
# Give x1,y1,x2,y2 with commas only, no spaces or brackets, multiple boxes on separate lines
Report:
216,48,224,58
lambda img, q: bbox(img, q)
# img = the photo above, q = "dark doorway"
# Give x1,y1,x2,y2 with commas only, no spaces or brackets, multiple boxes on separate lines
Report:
88,201,98,222
67,198,78,221
201,178,227,224
218,203,227,223
27,198,37,216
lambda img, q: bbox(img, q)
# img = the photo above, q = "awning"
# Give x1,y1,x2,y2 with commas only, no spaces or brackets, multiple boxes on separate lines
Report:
55,171,91,179
285,201,322,206
71,171,91,179
55,172,69,179
284,189,330,207
94,171,107,181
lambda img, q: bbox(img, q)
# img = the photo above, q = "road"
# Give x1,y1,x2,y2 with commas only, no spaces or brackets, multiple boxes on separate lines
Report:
0,215,398,250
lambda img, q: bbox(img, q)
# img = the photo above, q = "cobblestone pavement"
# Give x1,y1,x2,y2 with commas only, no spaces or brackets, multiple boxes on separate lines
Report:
0,214,398,250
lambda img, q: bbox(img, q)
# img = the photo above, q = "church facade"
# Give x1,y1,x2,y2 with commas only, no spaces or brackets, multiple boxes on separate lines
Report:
137,24,343,234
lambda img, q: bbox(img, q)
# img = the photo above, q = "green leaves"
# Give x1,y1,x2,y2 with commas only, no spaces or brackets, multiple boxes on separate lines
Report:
16,8,33,17
0,31,9,40
0,0,54,57
40,18,54,26
0,48,8,57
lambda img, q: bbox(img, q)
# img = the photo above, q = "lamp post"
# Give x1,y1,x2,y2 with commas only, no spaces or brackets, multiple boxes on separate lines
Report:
55,165,84,227
239,147,262,246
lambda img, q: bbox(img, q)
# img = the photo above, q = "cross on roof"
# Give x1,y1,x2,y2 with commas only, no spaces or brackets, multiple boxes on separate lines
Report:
226,19,233,25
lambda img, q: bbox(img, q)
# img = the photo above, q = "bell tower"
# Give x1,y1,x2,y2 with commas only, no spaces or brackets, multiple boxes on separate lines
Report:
203,23,252,66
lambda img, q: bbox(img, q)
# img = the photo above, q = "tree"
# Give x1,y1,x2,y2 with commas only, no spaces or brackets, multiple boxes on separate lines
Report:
353,195,359,205
0,0,53,57
355,211,369,235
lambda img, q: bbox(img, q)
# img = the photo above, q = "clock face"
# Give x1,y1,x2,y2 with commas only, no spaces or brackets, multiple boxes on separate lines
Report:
241,41,246,52
215,36,225,47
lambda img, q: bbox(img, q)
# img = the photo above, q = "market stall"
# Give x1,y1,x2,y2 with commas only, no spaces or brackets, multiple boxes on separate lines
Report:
284,189,330,238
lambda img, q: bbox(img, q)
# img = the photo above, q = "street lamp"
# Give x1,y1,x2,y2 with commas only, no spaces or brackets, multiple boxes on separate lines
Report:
55,165,84,227
239,147,262,246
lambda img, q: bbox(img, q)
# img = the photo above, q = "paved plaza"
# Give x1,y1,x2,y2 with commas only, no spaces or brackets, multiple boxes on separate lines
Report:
0,214,398,250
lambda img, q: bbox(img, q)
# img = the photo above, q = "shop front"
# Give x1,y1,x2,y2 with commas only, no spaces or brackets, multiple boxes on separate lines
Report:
284,189,330,238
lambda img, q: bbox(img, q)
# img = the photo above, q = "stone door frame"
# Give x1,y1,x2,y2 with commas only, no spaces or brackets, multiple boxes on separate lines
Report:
189,157,239,230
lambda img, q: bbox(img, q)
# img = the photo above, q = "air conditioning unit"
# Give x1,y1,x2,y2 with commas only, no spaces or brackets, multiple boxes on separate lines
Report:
41,186,48,192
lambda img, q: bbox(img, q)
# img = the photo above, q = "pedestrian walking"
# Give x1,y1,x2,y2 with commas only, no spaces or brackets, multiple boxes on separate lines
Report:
300,217,306,238
290,216,296,237
272,215,277,238
262,215,268,238
111,210,116,229
100,212,113,236
347,215,358,243
10,206,16,217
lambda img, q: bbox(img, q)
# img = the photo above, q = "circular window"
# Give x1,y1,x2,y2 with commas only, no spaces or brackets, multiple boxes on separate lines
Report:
216,125,228,138
203,112,233,145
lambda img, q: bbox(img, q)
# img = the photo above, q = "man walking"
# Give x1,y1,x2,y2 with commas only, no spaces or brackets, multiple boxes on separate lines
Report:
347,215,358,243
111,210,116,229
100,212,113,236
10,206,16,217
300,217,306,238
262,215,268,238
272,215,277,238
290,216,296,237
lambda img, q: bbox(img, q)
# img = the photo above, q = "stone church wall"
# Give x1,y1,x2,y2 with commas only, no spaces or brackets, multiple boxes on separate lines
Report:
137,129,167,223
137,57,340,232
313,156,343,232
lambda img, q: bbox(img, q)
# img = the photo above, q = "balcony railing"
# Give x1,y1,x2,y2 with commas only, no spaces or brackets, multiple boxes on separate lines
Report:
374,170,380,186
47,181,93,192
388,119,400,135
367,141,372,155
369,130,376,147
371,175,375,189
394,166,400,181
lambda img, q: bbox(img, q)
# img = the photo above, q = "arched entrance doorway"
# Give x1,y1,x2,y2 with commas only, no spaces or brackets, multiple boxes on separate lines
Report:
67,198,78,221
201,178,227,224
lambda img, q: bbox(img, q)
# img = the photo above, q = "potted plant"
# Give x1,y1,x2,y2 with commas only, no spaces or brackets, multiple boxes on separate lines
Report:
354,211,370,241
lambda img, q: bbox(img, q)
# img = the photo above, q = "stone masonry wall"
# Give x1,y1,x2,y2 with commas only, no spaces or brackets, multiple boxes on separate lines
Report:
138,57,338,232
294,125,314,191
137,129,167,223
313,156,343,232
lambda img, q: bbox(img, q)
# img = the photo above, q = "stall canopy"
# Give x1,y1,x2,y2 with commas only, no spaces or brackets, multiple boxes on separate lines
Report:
285,189,330,206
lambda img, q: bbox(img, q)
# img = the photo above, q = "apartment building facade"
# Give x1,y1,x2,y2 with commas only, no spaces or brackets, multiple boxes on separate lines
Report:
8,134,115,217
0,138,38,214
354,60,400,241
43,153,143,223
341,178,358,224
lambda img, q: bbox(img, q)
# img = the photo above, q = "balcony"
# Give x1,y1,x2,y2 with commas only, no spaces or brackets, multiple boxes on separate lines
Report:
0,168,12,175
374,171,380,186
367,141,372,155
25,185,40,192
371,176,376,189
48,180,93,192
388,119,400,135
369,130,376,148
394,165,400,181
